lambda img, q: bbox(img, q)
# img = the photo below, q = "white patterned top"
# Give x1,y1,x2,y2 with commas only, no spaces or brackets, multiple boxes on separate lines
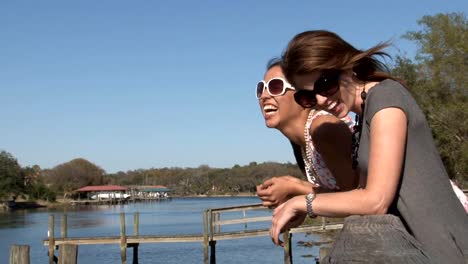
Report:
303,110,355,190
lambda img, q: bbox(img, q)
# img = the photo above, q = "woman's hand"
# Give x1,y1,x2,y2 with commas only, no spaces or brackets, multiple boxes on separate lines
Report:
270,195,307,246
256,176,311,208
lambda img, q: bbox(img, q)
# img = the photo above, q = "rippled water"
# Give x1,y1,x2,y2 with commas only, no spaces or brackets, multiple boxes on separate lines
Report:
0,197,325,263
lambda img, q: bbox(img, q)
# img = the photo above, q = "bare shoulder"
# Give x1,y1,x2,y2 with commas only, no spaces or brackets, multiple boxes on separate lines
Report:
310,114,351,143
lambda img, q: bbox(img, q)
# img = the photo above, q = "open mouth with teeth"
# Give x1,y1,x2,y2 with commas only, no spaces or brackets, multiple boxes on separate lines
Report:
263,105,278,115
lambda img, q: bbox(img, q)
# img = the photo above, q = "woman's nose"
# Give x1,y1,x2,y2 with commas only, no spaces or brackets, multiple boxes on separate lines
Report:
315,94,328,107
260,88,271,99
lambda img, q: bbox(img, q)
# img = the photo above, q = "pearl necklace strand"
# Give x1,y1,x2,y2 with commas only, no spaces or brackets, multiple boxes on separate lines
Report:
301,109,318,183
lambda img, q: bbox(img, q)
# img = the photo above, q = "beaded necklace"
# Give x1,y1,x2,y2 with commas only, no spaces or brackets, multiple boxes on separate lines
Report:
301,109,318,182
351,85,367,169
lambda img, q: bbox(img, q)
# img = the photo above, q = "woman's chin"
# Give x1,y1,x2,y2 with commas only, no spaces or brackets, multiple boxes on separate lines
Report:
265,119,278,128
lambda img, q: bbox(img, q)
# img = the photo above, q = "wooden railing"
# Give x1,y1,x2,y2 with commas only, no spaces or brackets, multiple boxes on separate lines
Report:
38,203,342,264
202,203,343,264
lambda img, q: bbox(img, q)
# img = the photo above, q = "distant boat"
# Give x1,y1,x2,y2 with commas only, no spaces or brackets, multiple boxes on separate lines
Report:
90,193,131,200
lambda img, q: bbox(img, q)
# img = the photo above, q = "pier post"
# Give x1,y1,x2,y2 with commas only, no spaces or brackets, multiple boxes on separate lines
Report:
132,212,140,264
58,244,78,264
61,214,67,238
130,244,139,264
133,212,139,236
9,245,30,264
321,216,326,230
203,210,209,264
208,209,217,264
209,240,216,264
120,212,127,264
48,215,55,264
319,247,331,262
283,231,292,264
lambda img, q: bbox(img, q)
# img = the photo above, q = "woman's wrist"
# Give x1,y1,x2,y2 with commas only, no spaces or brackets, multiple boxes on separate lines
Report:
305,193,317,218
298,181,314,195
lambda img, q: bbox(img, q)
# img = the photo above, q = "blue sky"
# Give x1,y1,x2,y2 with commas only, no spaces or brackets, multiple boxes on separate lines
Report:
1,1,466,173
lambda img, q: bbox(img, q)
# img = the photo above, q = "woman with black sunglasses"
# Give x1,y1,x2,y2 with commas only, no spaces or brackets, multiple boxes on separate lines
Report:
256,58,358,207
270,30,468,263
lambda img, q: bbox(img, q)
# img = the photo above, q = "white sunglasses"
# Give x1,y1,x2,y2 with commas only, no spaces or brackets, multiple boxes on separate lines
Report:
256,77,296,99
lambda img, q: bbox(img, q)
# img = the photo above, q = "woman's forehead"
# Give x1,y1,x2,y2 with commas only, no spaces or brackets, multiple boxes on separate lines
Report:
264,66,285,80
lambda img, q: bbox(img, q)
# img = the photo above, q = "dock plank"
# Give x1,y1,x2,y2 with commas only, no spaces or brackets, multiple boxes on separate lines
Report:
43,223,343,246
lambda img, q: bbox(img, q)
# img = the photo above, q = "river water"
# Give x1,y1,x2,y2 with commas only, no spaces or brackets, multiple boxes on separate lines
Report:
0,197,326,263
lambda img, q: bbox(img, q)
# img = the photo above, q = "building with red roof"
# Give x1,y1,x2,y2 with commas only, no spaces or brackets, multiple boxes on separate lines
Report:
76,185,128,192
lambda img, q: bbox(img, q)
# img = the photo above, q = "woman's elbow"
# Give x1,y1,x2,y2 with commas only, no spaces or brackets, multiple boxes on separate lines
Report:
371,205,389,215
364,195,390,215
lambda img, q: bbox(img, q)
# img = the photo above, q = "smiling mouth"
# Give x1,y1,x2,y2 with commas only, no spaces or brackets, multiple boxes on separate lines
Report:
326,101,339,112
263,105,278,115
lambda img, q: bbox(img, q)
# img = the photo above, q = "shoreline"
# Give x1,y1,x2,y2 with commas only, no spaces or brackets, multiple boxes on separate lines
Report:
1,193,258,211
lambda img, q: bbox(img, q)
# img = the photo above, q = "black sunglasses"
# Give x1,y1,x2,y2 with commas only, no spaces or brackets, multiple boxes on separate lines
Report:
293,70,341,108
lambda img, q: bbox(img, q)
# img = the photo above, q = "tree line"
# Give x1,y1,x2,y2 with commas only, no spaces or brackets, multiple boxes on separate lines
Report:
1,12,466,202
0,151,302,200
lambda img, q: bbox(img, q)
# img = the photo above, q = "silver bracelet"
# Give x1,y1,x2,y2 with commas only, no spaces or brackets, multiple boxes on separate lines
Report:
306,193,317,218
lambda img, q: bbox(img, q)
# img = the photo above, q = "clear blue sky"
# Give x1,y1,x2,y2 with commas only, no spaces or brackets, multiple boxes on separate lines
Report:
1,1,466,173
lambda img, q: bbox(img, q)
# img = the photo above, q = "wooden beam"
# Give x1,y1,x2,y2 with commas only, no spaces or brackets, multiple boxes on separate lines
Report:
58,244,78,264
48,215,55,264
120,213,127,264
214,216,272,225
321,215,430,263
9,245,30,264
43,224,343,246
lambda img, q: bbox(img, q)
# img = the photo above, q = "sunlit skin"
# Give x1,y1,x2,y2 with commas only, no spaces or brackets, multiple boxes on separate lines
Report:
270,71,408,246
257,65,316,205
293,71,366,118
257,66,357,214
258,66,308,137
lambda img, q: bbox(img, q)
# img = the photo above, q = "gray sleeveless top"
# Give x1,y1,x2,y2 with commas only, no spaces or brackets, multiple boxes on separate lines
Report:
357,79,468,263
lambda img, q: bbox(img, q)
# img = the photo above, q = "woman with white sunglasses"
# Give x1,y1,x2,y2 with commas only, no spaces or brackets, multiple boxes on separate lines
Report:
256,58,358,208
270,30,468,263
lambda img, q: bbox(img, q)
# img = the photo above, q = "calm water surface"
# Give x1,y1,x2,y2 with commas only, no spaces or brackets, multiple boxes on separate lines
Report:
0,197,325,263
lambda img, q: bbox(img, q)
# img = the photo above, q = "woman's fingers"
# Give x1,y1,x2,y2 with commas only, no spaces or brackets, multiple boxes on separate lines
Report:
270,222,283,246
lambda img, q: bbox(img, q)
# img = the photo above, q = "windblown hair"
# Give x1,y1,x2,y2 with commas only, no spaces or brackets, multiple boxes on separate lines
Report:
281,30,396,85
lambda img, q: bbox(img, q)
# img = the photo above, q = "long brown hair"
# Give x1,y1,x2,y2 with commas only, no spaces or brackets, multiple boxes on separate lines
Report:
281,30,397,85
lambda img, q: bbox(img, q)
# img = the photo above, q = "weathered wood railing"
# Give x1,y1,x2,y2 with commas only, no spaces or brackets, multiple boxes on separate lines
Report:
321,215,430,263
40,204,342,264
202,203,342,264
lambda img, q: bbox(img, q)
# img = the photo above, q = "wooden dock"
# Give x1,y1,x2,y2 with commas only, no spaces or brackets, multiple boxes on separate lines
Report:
40,203,342,264
8,190,468,263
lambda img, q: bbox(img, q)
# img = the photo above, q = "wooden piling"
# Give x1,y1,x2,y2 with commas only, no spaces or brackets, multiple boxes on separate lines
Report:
133,212,139,236
321,216,326,230
48,215,55,264
283,231,292,264
319,246,331,262
203,210,209,264
120,212,127,264
9,245,30,264
132,212,139,264
58,244,78,264
209,240,216,264
61,214,67,238
130,244,139,264
208,209,217,264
